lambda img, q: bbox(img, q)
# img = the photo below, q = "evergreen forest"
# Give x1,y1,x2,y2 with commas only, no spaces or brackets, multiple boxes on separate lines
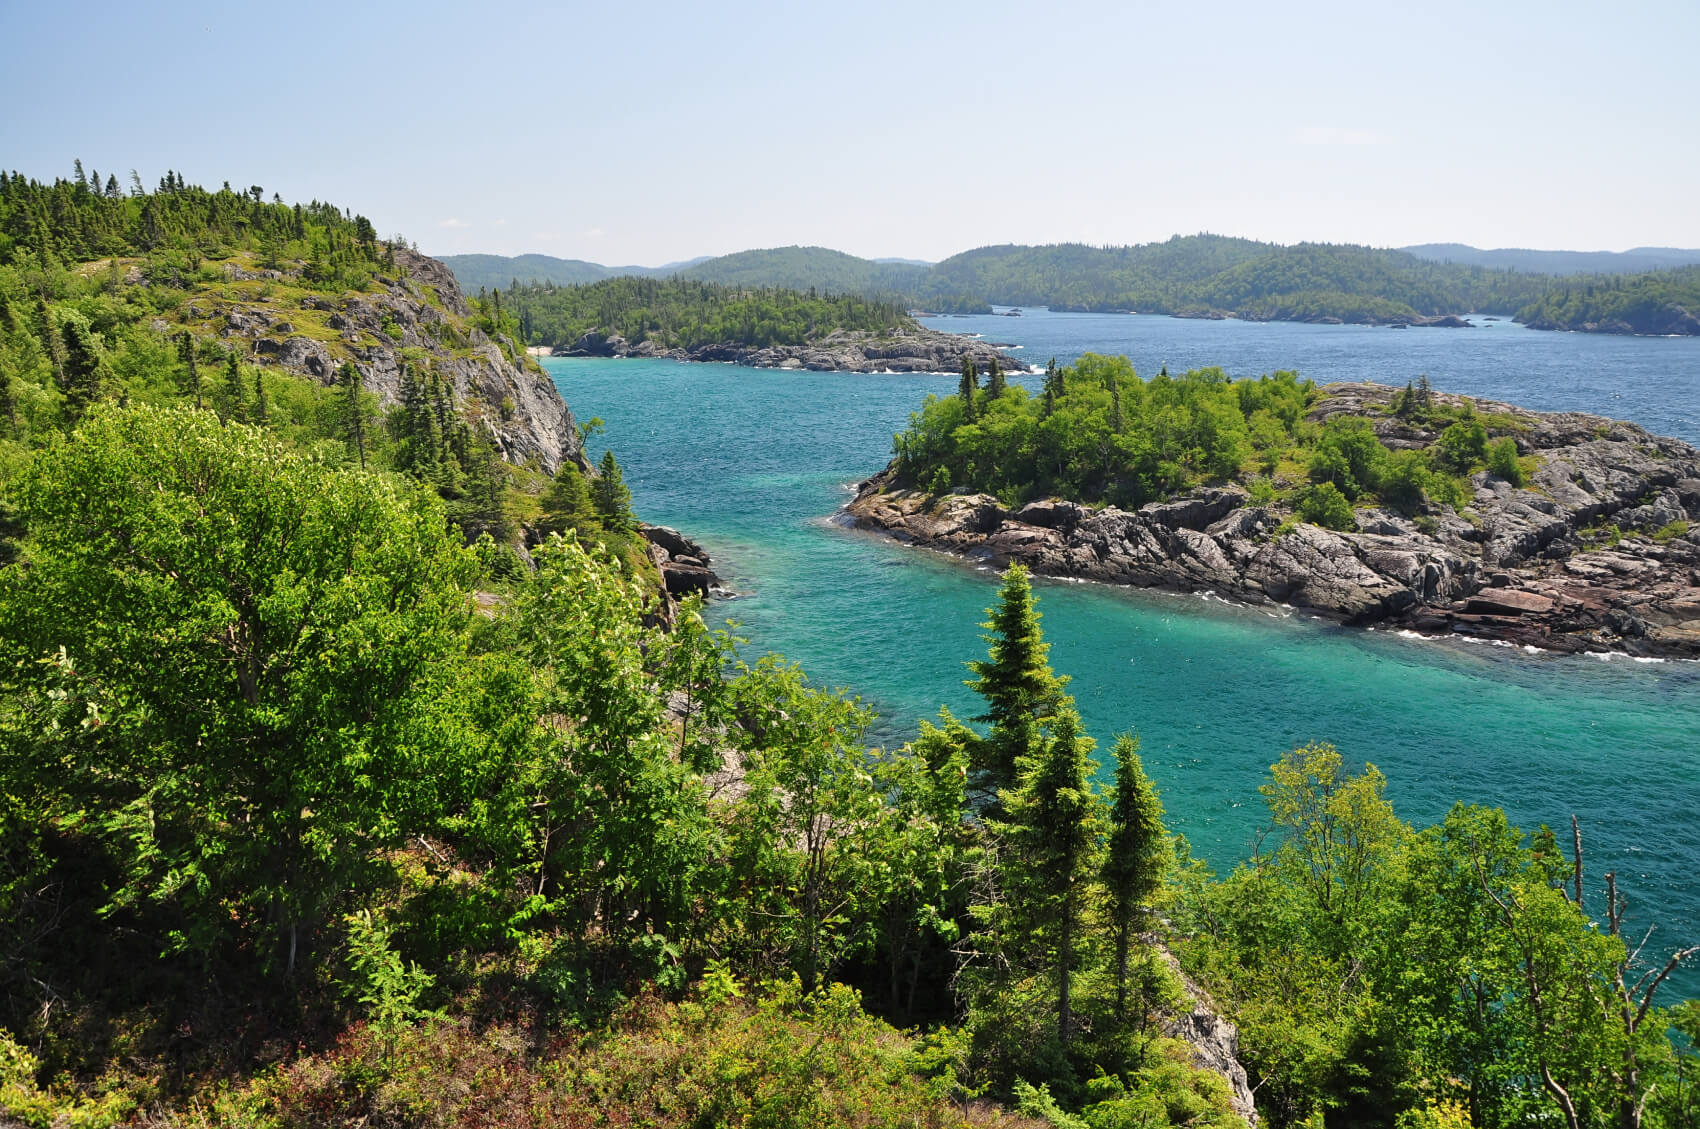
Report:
502,276,916,351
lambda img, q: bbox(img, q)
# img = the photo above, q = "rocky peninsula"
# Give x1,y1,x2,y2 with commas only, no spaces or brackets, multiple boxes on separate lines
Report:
845,383,1700,657
548,325,1026,374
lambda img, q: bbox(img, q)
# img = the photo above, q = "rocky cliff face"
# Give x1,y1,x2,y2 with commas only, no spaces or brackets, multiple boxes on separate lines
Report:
195,248,585,473
553,325,1026,374
846,383,1700,657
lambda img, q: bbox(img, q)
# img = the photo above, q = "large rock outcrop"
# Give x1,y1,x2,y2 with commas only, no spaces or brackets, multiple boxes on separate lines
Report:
212,248,585,473
845,384,1700,657
554,325,1025,374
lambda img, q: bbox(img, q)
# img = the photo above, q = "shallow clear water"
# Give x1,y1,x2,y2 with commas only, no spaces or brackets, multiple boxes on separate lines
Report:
545,311,1700,993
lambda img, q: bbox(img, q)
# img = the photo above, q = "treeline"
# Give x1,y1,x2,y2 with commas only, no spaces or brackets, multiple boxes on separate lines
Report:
1516,265,1700,334
2,418,1694,1126
0,165,586,566
446,237,1700,333
0,164,395,293
895,356,1526,529
505,276,916,350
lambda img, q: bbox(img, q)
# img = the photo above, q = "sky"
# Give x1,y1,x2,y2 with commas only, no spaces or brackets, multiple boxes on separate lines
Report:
3,0,1697,265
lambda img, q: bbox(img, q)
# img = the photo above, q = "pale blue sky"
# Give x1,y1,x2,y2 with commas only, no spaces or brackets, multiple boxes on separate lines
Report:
3,0,1696,264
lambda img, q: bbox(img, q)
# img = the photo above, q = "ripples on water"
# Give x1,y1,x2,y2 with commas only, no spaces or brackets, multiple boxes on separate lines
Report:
544,310,1700,994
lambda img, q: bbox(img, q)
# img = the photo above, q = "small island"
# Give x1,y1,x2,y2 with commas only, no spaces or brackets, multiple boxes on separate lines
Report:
845,358,1700,657
508,277,1024,372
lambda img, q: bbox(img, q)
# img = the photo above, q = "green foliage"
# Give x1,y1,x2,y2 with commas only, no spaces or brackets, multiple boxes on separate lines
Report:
506,275,914,350
1486,435,1525,484
1295,482,1355,531
591,447,635,531
1433,417,1488,473
896,356,1314,508
341,909,441,1035
0,406,480,968
965,564,1069,798
1306,416,1383,500
1517,265,1700,333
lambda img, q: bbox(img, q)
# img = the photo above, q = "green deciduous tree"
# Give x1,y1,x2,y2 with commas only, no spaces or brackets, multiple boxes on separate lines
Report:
0,405,480,975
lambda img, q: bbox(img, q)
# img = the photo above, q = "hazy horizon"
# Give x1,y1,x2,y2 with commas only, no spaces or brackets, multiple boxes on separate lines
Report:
429,237,1700,272
4,0,1697,264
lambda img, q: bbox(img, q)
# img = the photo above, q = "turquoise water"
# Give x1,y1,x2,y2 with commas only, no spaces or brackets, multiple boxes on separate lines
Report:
544,312,1700,991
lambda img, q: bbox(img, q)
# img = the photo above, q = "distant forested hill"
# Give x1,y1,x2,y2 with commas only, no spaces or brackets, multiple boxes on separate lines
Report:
445,236,1700,332
439,252,619,290
1515,265,1700,334
1403,243,1700,275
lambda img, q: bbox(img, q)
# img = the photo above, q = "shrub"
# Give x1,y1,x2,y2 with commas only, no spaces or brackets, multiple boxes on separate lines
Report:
1297,483,1356,531
1485,437,1524,485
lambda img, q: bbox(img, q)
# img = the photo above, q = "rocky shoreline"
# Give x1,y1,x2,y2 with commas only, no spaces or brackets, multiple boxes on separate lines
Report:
843,383,1700,658
547,325,1027,374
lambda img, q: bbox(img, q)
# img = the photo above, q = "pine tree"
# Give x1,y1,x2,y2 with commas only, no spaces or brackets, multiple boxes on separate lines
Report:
253,365,268,424
1102,733,1169,1023
59,315,107,423
339,362,367,469
986,358,1007,400
222,351,245,424
537,464,602,540
958,356,978,421
1042,357,1063,414
35,299,66,388
179,333,202,409
996,707,1103,1046
590,449,634,532
1110,379,1125,433
966,564,1069,801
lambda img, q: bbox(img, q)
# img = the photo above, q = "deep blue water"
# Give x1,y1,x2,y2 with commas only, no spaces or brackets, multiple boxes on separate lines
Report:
544,310,1700,993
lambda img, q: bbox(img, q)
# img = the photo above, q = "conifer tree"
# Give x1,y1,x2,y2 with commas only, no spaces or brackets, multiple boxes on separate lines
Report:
253,365,268,424
966,564,1069,800
1110,379,1125,433
58,315,106,423
222,350,245,424
986,358,1007,400
339,361,368,469
35,299,65,389
590,449,634,532
958,356,978,421
538,464,602,540
997,707,1103,1046
1102,733,1168,1022
1042,357,1063,414
179,333,202,409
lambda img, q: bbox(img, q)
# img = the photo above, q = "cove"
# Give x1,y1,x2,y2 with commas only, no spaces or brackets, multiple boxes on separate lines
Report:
543,311,1700,992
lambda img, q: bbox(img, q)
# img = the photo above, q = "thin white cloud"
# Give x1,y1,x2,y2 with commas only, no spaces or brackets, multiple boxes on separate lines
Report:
1295,127,1387,147
438,217,469,228
583,226,607,239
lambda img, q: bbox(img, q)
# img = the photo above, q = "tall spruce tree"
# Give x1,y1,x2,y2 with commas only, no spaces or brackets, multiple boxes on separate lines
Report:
966,564,1069,801
986,357,1007,400
1102,733,1168,1023
958,356,978,421
997,707,1103,1046
590,449,634,532
222,350,245,424
179,333,202,409
338,361,368,469
58,315,107,423
537,464,602,540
